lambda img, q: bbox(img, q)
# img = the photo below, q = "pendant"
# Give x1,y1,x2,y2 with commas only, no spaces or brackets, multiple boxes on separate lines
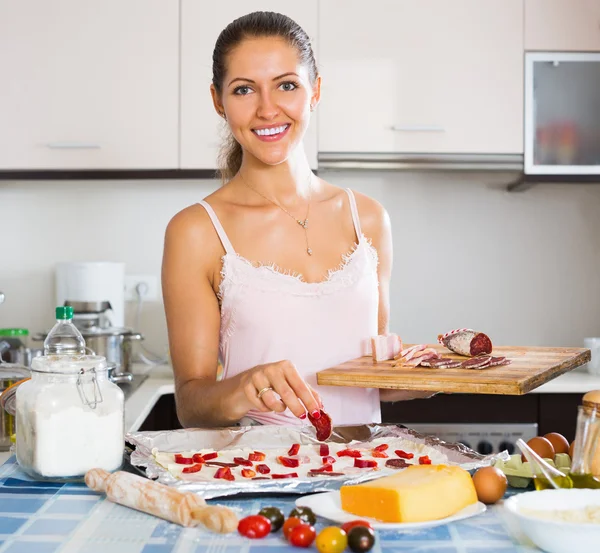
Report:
307,248,313,255
298,219,308,229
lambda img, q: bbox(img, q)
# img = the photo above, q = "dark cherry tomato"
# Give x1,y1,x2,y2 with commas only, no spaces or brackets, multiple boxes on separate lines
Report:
289,523,317,547
288,506,317,526
341,520,374,534
347,525,376,553
237,515,271,539
258,506,285,533
283,516,303,540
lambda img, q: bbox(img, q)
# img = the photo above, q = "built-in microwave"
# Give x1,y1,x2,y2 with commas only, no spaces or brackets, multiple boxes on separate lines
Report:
525,52,600,176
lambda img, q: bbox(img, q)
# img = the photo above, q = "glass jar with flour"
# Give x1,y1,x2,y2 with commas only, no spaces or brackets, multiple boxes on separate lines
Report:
15,354,124,481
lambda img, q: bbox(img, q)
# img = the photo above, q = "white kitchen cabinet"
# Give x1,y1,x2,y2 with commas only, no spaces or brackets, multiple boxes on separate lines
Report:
318,0,523,154
526,0,600,51
0,0,178,170
180,1,318,170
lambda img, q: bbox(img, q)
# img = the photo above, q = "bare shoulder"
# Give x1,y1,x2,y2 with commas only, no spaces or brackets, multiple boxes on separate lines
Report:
164,202,223,266
347,189,391,239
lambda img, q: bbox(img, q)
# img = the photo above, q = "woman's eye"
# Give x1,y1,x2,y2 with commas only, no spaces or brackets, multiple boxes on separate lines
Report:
234,86,252,95
279,81,298,92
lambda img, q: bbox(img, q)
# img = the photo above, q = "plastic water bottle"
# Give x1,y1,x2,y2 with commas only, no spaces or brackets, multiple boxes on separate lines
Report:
43,306,86,356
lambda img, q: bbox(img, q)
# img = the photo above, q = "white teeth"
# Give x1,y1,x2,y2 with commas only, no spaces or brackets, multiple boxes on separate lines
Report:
254,125,288,136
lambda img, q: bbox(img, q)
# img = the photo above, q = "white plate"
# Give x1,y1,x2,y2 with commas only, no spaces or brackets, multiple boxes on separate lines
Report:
295,491,486,530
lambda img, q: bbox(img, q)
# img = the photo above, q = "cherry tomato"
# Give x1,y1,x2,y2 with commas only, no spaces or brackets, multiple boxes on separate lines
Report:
237,515,271,539
316,526,348,553
347,525,376,553
258,506,285,532
282,516,303,540
341,520,374,534
288,506,317,525
289,523,316,547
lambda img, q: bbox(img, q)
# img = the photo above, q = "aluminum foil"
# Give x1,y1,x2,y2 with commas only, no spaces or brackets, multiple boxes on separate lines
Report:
126,423,509,499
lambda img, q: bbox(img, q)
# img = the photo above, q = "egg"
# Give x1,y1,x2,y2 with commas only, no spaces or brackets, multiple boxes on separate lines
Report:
569,440,575,459
472,466,508,504
543,432,570,455
521,436,555,462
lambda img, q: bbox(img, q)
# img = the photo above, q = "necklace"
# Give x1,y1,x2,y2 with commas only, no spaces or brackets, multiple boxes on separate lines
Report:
240,171,314,256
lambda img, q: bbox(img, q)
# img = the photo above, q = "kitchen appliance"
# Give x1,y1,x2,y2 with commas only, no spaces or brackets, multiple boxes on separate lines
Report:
525,52,600,176
403,423,538,456
56,262,125,327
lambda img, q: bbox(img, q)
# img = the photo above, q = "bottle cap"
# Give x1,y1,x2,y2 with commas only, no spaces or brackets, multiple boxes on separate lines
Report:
582,390,600,412
0,328,29,337
55,306,74,320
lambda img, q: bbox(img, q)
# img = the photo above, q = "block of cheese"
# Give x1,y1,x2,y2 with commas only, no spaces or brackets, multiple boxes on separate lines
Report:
340,464,478,523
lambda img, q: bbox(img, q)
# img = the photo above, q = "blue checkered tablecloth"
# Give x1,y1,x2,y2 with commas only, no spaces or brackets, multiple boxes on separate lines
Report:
0,456,541,553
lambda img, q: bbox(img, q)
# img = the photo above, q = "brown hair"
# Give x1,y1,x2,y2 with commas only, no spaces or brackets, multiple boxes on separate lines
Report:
212,11,318,182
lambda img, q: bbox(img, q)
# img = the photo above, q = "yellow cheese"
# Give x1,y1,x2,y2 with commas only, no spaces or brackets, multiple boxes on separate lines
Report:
340,464,478,523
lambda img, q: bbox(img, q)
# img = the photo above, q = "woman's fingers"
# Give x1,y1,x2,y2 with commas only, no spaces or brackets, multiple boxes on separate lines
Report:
243,379,272,413
271,361,321,418
251,371,286,413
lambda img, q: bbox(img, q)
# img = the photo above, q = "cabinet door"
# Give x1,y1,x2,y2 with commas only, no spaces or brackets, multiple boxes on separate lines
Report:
180,1,318,170
0,0,178,170
526,0,600,51
319,0,523,154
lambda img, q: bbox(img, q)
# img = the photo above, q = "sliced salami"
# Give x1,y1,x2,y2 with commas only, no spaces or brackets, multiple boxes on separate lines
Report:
385,458,410,469
488,356,511,367
461,355,493,370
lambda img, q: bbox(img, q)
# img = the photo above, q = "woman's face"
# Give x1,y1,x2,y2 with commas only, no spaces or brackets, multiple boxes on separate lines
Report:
212,36,319,167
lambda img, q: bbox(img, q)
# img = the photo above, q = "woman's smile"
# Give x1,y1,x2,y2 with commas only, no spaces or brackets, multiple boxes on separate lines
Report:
252,123,291,142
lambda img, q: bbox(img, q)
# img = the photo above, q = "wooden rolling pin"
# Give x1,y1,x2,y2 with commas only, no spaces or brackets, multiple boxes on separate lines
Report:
85,469,238,533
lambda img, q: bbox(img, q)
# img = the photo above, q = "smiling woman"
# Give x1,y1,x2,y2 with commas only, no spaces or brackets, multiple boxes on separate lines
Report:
161,11,434,430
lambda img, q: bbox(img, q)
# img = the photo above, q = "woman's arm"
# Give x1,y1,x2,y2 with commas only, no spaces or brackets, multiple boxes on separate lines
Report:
355,192,434,403
162,205,321,427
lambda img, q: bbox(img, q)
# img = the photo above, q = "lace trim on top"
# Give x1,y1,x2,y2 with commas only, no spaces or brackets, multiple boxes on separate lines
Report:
217,236,379,342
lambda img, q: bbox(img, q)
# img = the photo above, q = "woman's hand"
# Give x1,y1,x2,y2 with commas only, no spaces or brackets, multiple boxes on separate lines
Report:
239,360,323,420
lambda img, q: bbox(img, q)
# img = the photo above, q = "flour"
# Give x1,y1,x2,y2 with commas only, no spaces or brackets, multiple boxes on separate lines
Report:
16,363,124,479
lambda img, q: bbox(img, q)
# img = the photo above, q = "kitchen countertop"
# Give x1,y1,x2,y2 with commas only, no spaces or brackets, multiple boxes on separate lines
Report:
0,455,545,552
0,362,592,551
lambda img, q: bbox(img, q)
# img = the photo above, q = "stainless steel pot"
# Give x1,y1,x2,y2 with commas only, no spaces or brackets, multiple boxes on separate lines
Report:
33,327,143,375
80,327,143,375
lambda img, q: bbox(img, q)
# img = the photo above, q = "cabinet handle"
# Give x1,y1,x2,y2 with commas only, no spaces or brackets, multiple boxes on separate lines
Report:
45,142,101,149
390,125,445,133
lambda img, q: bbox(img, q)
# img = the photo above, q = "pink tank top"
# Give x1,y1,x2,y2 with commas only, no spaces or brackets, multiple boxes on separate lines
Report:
199,188,381,426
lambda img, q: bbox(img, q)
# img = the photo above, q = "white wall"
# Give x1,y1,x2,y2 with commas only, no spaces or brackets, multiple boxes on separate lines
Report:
1,171,599,358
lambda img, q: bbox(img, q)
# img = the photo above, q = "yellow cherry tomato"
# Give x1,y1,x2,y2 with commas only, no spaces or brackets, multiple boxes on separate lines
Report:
316,526,348,553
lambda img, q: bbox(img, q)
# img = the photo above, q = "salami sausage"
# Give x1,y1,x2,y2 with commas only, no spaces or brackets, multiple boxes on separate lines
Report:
308,409,333,441
438,329,493,357
461,356,493,370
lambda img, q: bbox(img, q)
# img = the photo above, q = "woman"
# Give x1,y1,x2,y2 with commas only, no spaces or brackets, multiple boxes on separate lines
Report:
162,11,430,429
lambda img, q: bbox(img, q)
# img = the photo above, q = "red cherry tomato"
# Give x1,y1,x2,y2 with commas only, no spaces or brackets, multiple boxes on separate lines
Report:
283,516,303,540
341,520,374,534
289,523,317,547
237,515,271,539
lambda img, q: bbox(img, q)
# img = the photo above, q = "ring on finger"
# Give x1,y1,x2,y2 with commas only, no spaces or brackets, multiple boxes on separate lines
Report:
257,386,274,400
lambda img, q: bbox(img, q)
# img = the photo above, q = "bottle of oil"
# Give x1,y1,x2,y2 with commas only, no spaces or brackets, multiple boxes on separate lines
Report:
566,396,600,489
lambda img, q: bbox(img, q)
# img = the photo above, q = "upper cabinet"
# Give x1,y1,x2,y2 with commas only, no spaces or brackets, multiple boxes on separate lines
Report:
318,0,524,155
525,0,600,51
0,0,178,170
180,1,319,170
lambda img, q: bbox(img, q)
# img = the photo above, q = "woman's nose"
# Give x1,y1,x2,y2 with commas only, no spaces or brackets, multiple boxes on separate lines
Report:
256,92,279,119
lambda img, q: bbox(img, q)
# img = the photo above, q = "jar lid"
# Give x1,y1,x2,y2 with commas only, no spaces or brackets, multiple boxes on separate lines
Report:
31,354,107,374
0,365,31,381
0,328,29,337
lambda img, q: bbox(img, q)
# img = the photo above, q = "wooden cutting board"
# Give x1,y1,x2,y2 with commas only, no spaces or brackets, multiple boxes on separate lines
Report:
316,345,591,395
